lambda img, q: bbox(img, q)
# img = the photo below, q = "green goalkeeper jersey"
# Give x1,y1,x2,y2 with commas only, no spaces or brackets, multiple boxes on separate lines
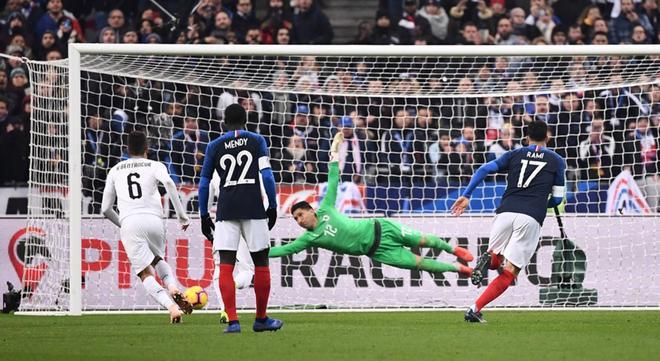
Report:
269,162,376,257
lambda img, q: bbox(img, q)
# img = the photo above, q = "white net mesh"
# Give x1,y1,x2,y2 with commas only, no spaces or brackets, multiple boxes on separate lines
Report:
21,46,660,312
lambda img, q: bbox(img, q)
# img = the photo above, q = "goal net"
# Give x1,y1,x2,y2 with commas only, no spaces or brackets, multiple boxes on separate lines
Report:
20,45,660,313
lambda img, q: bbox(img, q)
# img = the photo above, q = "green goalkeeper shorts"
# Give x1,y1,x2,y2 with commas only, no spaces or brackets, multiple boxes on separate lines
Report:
370,219,422,270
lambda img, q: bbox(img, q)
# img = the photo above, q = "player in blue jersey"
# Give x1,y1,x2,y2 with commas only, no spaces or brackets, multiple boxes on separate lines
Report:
451,121,566,323
198,104,282,333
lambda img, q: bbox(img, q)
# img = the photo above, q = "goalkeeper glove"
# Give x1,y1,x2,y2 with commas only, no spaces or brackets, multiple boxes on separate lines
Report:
330,131,344,162
201,214,215,243
266,208,277,230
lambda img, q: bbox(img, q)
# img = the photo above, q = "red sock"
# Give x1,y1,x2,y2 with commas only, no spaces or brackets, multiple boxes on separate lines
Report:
489,252,504,270
475,269,515,312
254,266,271,319
219,264,237,322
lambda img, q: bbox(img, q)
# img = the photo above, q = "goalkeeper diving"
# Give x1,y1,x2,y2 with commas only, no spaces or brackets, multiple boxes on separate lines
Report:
269,132,474,276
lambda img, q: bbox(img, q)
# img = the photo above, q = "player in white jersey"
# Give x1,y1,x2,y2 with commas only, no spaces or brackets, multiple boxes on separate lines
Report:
101,131,192,323
208,171,255,322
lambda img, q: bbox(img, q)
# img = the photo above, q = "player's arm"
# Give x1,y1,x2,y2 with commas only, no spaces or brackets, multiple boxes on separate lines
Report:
100,170,121,227
320,132,344,209
268,234,311,257
451,151,511,216
154,162,190,230
257,135,278,230
547,156,567,208
199,141,218,240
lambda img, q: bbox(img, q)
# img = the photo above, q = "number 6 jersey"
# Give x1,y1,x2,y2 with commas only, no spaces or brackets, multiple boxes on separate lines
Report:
200,130,270,221
104,158,173,221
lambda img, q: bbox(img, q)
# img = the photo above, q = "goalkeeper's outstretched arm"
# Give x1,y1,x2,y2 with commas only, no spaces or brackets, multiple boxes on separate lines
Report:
320,132,344,209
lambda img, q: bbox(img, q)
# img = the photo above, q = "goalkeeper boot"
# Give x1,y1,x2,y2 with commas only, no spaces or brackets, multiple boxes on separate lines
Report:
471,252,492,286
453,246,474,262
172,292,194,315
253,317,283,332
464,308,487,323
224,321,241,334
456,264,473,276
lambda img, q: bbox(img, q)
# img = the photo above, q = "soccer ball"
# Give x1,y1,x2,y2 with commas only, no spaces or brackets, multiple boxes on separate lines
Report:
183,286,208,310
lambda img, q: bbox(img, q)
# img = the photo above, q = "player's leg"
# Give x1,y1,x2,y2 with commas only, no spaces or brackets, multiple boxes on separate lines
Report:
234,239,255,289
210,251,228,323
372,246,472,276
138,265,183,323
121,215,181,323
215,220,241,333
471,213,514,286
466,214,540,323
243,219,283,332
381,219,473,262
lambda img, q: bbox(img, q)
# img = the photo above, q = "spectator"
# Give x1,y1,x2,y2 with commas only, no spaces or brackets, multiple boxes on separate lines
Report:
46,48,63,60
623,117,659,211
276,134,316,183
612,0,654,44
488,125,521,161
550,26,567,45
578,5,602,39
370,9,397,45
99,26,116,43
283,104,319,152
261,0,293,44
82,113,119,213
171,116,209,184
106,9,127,43
578,118,616,180
632,24,651,44
274,26,292,44
568,24,585,44
494,18,526,45
449,0,492,32
232,0,259,40
0,12,33,51
455,21,487,45
34,30,60,60
428,133,452,179
380,108,415,175
553,0,591,27
351,20,373,45
292,0,334,44
416,0,449,44
0,116,29,184
395,0,432,45
447,137,475,184
591,30,609,45
510,7,541,43
640,0,658,38
122,30,139,44
326,116,368,183
413,106,437,173
244,27,262,44
36,0,83,42
0,97,11,136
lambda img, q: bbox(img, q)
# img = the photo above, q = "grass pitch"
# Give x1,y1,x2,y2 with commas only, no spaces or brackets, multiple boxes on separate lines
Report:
2,311,659,361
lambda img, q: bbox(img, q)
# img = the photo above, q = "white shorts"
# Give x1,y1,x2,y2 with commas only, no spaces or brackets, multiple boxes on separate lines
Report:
214,219,269,252
120,214,165,275
488,212,541,269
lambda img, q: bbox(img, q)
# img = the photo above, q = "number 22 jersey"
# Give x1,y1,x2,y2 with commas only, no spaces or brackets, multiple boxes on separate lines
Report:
201,130,271,221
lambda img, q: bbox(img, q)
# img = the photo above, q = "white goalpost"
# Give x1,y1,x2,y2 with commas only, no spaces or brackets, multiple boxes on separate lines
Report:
19,44,660,315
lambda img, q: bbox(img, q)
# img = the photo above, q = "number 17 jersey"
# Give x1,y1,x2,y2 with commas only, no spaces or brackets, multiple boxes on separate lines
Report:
494,145,566,226
201,130,270,221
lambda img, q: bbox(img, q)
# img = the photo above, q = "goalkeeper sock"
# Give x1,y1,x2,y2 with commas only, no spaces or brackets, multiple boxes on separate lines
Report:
154,260,176,289
489,252,504,270
142,275,175,309
253,266,271,319
423,235,454,253
474,269,515,312
419,258,458,274
219,264,238,322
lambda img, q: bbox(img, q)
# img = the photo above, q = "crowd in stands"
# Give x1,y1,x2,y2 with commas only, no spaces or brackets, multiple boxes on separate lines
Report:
0,0,658,213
